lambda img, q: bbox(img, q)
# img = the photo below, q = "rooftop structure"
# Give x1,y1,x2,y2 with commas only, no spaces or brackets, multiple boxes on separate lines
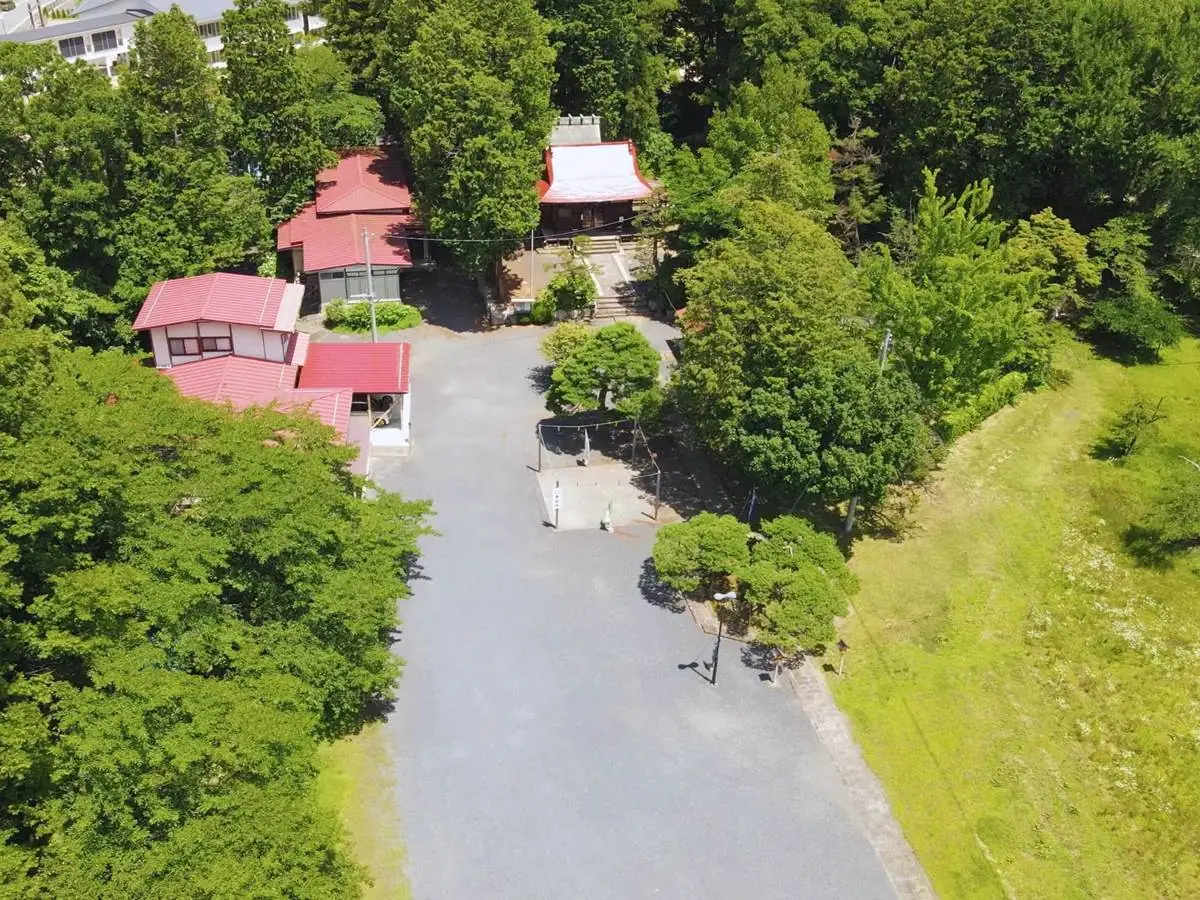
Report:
539,142,655,205
298,342,411,396
549,115,603,147
133,273,413,471
133,272,303,332
277,149,423,308
0,0,322,76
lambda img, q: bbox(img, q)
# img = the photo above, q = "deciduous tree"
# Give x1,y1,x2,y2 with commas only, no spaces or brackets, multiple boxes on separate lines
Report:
652,512,749,594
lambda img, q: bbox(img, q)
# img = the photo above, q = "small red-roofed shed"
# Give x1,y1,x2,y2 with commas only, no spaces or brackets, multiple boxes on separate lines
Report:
298,342,412,447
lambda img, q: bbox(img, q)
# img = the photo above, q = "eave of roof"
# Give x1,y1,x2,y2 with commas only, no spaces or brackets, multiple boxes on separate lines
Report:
297,342,410,395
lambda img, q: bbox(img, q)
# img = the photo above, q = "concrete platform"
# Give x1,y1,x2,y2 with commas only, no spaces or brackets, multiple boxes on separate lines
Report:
534,461,677,530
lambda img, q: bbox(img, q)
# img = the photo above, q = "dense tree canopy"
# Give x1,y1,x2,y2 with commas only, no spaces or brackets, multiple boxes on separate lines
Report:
537,0,673,149
116,8,269,311
549,322,660,413
382,0,555,271
221,0,334,220
0,277,430,896
295,44,386,148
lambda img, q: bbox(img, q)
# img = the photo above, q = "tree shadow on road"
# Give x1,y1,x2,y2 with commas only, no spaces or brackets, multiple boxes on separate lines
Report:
527,364,553,395
638,557,684,613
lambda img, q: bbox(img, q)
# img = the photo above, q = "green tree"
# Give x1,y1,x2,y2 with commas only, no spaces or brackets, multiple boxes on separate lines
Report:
861,170,1051,413
116,7,269,311
318,0,394,97
384,0,556,272
295,43,386,147
1139,460,1200,556
537,0,674,146
1009,208,1102,319
830,116,886,257
549,322,660,412
0,302,431,895
0,219,120,349
663,65,832,267
221,0,334,219
1086,216,1183,359
2,48,129,292
651,512,750,594
540,321,593,364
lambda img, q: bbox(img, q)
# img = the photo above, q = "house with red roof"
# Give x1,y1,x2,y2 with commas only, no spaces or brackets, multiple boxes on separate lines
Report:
277,149,425,309
134,272,412,474
538,118,655,233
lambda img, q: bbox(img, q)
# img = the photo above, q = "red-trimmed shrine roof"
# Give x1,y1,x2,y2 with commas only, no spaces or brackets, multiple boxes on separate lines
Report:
538,141,655,204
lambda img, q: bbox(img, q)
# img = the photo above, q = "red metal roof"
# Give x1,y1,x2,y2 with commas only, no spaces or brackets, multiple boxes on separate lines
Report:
298,342,411,395
315,151,412,215
539,141,655,204
164,356,352,439
133,274,303,332
277,206,414,271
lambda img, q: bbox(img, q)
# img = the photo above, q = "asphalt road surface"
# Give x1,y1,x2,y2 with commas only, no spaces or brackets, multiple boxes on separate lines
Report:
373,314,896,900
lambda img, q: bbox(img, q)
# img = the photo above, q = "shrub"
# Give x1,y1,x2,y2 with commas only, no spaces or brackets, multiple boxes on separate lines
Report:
937,371,1029,442
538,254,597,313
540,322,592,363
530,295,556,324
324,300,421,332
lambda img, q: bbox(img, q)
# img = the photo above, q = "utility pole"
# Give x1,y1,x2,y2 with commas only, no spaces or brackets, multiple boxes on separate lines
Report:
844,329,893,535
363,228,378,343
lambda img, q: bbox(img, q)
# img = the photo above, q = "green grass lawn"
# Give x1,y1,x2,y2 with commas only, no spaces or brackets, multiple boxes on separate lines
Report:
835,335,1200,900
316,724,412,900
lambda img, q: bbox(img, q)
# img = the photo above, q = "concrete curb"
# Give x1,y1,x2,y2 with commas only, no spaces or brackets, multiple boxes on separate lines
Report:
786,661,938,900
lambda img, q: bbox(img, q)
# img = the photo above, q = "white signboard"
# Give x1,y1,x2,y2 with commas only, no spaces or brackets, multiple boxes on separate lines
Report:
552,487,562,511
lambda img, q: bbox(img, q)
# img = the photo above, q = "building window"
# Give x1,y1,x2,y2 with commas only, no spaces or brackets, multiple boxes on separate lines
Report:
199,336,232,353
197,21,221,39
285,5,301,20
91,29,117,52
208,49,224,64
168,338,202,357
58,36,85,58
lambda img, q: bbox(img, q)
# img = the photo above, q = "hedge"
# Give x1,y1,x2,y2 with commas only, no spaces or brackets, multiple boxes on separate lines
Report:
937,371,1030,442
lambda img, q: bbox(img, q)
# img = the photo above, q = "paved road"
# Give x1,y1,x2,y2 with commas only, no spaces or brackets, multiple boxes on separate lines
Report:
374,319,895,900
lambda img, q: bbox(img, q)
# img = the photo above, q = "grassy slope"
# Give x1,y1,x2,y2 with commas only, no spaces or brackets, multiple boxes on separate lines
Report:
316,724,412,900
835,336,1200,899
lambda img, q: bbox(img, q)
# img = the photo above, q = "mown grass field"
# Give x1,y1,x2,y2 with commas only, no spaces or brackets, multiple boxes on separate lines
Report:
835,335,1200,899
316,724,411,900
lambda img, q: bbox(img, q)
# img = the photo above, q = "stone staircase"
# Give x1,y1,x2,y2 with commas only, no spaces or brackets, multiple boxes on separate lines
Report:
592,293,649,319
580,234,624,255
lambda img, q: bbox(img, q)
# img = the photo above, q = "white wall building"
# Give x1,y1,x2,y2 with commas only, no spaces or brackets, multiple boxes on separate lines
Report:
0,0,324,76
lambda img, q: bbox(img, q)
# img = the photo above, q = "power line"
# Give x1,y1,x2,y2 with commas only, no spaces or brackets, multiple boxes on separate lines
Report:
396,164,744,246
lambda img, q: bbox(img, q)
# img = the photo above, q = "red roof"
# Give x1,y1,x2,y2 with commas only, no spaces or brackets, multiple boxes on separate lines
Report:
277,205,414,271
539,141,655,204
134,274,303,332
298,342,411,395
315,151,412,215
165,355,353,438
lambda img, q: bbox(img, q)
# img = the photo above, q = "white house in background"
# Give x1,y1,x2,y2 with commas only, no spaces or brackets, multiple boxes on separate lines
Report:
0,0,323,75
131,272,412,471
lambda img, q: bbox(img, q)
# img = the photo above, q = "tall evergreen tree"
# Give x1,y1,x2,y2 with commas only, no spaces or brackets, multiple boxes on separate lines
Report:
537,0,673,147
115,7,268,310
384,0,556,272
221,0,334,220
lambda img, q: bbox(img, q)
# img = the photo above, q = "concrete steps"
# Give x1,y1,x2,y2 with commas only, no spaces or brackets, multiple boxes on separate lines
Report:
592,294,649,319
581,235,624,255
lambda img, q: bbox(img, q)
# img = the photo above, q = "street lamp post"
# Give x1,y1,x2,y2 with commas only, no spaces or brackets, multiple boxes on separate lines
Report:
709,591,738,686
